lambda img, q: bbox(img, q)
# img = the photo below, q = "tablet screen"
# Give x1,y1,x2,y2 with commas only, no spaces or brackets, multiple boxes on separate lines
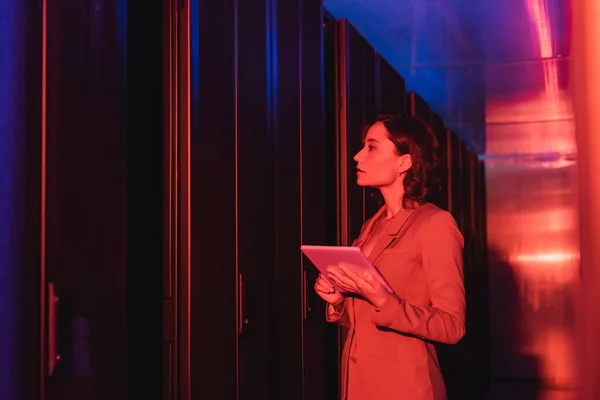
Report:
301,245,393,294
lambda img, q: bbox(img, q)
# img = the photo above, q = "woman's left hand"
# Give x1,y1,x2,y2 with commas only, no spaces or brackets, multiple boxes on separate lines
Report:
327,264,393,309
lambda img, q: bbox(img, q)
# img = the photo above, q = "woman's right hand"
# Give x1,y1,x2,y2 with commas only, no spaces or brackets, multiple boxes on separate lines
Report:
314,274,344,306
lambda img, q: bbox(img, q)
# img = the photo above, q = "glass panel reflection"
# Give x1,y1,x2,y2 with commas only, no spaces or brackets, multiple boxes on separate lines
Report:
486,159,579,389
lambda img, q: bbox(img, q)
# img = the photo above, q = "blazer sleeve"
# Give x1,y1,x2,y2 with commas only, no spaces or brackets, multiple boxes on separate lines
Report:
325,299,351,328
369,210,466,344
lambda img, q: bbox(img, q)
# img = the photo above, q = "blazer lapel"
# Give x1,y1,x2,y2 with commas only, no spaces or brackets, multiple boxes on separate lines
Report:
367,206,421,264
352,205,387,249
354,207,414,315
356,204,430,315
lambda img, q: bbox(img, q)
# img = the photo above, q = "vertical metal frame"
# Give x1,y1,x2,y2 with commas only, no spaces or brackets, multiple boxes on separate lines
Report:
164,0,190,399
336,19,349,248
40,0,49,397
177,0,191,395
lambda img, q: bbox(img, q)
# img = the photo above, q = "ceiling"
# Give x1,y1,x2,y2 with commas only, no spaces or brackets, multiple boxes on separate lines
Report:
324,0,573,157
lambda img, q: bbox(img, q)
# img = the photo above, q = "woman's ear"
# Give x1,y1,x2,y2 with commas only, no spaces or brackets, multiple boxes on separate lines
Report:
397,154,412,175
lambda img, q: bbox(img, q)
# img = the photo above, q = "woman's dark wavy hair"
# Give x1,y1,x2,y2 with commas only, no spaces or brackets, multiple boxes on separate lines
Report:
361,114,441,209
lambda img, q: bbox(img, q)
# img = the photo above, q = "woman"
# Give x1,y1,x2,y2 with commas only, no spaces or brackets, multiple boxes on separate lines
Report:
314,114,465,400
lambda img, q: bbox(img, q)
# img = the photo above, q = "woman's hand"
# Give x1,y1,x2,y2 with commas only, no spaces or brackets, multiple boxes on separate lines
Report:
314,274,344,306
327,264,392,309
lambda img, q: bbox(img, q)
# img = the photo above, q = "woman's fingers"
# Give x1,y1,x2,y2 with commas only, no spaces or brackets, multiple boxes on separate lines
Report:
337,265,376,294
338,264,360,281
328,269,355,292
314,280,334,294
317,274,334,291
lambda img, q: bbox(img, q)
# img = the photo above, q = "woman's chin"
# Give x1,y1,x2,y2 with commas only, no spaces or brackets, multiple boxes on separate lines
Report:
356,178,368,187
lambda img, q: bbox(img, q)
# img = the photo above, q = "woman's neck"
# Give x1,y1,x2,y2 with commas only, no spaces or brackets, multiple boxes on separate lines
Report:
379,183,405,218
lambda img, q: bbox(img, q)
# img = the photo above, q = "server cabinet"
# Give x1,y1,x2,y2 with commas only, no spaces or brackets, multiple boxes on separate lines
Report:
407,92,448,210
449,130,465,230
272,0,338,399
328,18,409,240
24,1,167,399
430,112,449,210
378,57,407,115
11,1,45,399
185,0,335,399
187,0,274,398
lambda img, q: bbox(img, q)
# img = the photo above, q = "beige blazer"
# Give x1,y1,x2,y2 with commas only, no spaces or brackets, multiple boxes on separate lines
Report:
327,203,466,400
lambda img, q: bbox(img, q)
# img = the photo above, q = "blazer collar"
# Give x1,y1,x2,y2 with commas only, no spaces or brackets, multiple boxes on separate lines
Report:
365,204,424,263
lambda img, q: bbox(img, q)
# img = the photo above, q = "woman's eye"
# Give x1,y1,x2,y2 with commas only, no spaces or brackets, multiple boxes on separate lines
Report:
368,145,375,151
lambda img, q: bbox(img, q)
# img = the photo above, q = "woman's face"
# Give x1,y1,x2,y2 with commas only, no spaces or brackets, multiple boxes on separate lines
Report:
353,122,408,188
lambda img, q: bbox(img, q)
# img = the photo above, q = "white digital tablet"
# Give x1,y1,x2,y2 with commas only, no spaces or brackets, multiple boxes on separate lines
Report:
300,245,394,294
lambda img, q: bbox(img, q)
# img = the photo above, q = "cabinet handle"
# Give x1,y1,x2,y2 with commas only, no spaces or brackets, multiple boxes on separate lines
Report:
238,273,248,334
303,269,312,320
48,282,59,376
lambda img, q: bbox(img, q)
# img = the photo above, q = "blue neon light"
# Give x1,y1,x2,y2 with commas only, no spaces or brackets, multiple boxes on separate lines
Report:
0,0,21,397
